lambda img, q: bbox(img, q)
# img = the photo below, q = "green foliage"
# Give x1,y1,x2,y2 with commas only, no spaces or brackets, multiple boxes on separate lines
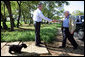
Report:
41,24,57,43
1,1,9,17
41,1,69,19
1,1,69,25
72,10,84,16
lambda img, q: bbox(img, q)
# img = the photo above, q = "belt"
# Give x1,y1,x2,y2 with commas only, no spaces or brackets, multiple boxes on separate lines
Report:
34,21,41,24
63,27,69,29
34,21,41,23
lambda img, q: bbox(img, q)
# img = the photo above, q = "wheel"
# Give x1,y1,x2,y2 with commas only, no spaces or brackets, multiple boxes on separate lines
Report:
78,30,84,40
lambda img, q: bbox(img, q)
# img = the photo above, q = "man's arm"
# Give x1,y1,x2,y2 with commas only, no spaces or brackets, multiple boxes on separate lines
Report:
39,12,52,22
52,19,63,31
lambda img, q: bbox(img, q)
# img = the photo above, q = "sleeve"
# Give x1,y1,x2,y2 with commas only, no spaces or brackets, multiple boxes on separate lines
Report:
39,11,52,22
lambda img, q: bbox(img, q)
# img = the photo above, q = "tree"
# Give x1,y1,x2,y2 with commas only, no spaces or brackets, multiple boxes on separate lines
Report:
1,1,69,29
17,1,21,28
1,2,8,29
4,1,14,31
72,10,84,16
1,12,8,29
21,1,39,24
20,1,69,24
41,1,69,23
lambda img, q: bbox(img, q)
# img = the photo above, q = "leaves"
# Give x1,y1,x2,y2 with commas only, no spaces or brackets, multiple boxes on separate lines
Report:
1,1,69,26
72,10,84,16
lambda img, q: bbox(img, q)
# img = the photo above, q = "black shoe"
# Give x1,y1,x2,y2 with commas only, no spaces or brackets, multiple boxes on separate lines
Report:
59,46,65,48
73,45,78,50
40,42,44,44
73,47,78,50
36,44,43,47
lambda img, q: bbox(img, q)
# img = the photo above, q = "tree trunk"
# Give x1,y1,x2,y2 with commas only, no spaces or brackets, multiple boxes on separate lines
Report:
4,1,14,31
1,13,8,29
22,11,27,24
17,1,21,28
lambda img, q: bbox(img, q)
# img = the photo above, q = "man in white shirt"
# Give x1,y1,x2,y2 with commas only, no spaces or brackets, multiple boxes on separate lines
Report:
33,3,53,47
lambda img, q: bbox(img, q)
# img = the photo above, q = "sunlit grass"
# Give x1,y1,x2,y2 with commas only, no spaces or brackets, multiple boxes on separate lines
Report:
1,23,61,43
1,21,24,28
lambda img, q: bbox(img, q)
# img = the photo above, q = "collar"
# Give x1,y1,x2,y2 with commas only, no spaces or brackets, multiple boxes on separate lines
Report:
37,8,41,11
65,16,69,19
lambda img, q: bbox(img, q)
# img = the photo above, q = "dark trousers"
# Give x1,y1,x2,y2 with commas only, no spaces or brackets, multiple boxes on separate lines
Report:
34,22,41,45
62,27,78,48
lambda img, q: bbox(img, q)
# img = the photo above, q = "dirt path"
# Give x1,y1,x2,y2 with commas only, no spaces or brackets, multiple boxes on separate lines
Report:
44,28,84,56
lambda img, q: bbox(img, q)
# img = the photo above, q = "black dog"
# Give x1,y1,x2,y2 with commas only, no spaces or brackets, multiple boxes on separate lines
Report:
7,43,27,54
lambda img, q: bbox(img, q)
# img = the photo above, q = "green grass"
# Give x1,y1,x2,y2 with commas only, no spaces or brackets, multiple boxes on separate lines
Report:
1,23,61,43
1,21,24,28
1,21,12,28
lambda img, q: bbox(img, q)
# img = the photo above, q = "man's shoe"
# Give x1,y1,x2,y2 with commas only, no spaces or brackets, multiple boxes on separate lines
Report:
73,47,78,50
36,44,43,47
59,46,65,48
40,42,44,44
73,45,79,50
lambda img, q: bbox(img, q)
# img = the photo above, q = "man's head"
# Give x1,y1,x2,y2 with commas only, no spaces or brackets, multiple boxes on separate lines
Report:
64,11,70,17
38,3,43,10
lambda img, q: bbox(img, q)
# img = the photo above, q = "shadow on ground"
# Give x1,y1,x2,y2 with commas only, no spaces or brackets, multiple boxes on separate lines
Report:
15,28,35,32
11,52,40,56
47,44,84,55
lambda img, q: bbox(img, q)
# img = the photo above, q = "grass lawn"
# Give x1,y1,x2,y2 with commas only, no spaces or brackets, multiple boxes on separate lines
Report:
1,23,61,43
1,21,24,28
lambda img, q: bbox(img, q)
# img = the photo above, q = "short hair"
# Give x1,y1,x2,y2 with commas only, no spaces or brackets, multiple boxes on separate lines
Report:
64,11,70,14
37,3,42,7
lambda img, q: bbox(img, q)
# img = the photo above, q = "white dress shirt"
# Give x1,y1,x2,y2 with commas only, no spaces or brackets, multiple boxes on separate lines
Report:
33,8,52,22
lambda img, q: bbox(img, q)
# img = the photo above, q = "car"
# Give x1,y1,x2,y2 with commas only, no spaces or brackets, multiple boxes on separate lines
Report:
74,15,84,41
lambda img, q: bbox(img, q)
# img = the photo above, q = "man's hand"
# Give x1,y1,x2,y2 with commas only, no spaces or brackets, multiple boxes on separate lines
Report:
70,31,74,34
52,20,57,22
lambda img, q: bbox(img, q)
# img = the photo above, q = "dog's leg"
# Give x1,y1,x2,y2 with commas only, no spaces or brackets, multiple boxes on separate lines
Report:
9,50,12,54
